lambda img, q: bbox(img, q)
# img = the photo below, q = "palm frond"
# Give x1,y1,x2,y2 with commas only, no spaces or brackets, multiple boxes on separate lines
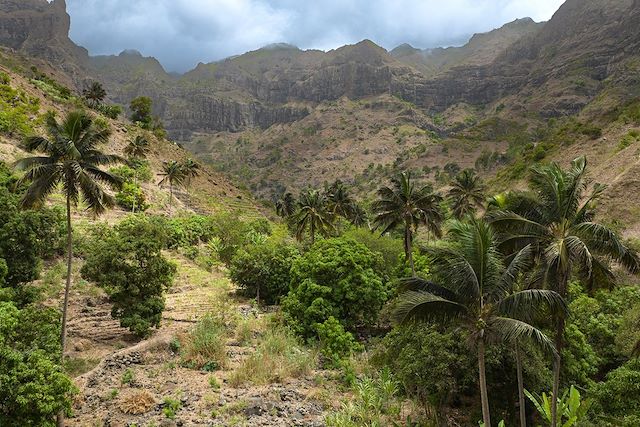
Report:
497,289,567,322
392,291,466,325
397,277,459,301
489,316,557,356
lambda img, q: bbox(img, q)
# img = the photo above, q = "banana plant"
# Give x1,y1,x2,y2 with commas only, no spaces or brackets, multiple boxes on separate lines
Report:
525,386,592,427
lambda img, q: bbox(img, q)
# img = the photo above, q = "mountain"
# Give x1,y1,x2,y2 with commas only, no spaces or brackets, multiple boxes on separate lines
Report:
2,0,640,233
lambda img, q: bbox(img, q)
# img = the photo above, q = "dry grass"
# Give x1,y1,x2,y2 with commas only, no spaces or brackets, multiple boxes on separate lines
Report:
228,327,317,387
118,390,157,414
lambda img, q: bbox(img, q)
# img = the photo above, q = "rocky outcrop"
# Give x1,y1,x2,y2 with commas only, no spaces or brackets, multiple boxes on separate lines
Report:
0,0,86,61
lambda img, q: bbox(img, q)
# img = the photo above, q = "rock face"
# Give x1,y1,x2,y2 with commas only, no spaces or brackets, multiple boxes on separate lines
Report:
0,0,87,65
2,0,639,136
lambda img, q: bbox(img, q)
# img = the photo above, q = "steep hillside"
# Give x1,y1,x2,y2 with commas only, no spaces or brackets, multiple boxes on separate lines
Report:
0,49,263,218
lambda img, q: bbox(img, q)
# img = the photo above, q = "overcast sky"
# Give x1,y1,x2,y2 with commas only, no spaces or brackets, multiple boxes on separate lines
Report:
65,0,566,73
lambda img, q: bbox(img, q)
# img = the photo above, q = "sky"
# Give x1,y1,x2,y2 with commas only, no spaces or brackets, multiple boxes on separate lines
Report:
65,0,566,73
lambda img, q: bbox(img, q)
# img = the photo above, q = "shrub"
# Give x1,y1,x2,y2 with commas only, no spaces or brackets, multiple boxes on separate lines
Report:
0,302,75,425
109,162,152,184
282,237,389,339
229,240,300,305
342,228,403,279
115,182,149,212
97,104,123,119
0,80,40,136
315,316,363,365
81,216,176,337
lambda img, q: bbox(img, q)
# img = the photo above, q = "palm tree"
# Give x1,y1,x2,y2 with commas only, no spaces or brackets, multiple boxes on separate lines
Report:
123,135,150,213
14,111,123,426
292,189,334,244
393,219,564,427
158,160,185,209
82,81,107,108
181,158,201,188
487,156,640,427
275,192,296,218
448,169,486,219
373,172,444,275
124,135,150,159
325,179,365,227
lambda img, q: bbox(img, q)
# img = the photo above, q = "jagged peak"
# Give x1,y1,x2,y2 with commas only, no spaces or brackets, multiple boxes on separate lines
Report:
390,43,421,57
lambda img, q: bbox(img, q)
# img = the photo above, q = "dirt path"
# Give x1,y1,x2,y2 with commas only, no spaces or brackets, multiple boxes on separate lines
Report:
65,256,334,427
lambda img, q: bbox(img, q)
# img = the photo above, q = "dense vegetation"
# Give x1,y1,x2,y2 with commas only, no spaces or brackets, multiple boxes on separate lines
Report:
1,69,639,427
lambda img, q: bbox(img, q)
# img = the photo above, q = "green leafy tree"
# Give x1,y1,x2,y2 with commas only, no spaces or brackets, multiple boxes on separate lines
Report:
447,168,486,219
373,171,444,275
282,237,388,338
82,81,106,108
292,189,334,244
158,160,185,209
81,216,176,337
14,111,123,363
229,240,300,305
0,302,75,426
129,96,153,127
488,157,640,427
393,219,564,427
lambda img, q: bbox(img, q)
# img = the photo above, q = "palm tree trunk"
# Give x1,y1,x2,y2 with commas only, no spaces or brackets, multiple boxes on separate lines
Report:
478,337,491,427
516,345,526,427
132,170,138,213
169,182,173,210
405,221,415,276
311,221,315,245
57,196,73,427
551,272,568,427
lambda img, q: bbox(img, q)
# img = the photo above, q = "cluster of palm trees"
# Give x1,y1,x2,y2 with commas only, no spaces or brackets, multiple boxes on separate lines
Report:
391,157,639,426
276,180,366,244
157,157,201,208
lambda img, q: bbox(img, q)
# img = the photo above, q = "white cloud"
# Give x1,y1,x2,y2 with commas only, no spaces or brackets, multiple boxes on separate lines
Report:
66,0,566,72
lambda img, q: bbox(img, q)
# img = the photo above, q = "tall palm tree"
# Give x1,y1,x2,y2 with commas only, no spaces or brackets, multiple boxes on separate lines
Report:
15,111,123,426
393,219,564,427
181,158,201,188
124,135,150,213
82,81,107,108
158,160,185,209
275,192,296,218
292,189,334,244
487,156,639,427
448,169,486,219
373,172,444,275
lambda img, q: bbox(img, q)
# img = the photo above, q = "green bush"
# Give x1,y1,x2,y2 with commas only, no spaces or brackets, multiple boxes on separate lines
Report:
109,161,152,184
115,182,149,212
0,302,75,426
282,237,389,339
81,216,176,337
0,184,65,304
342,228,403,279
229,240,300,305
315,316,363,365
96,104,123,119
0,80,40,135
592,360,640,423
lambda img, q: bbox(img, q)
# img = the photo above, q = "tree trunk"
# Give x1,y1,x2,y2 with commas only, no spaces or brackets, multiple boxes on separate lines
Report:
516,345,526,427
57,196,73,427
405,221,415,276
132,170,137,213
169,182,173,210
478,337,491,427
551,272,568,427
311,221,315,245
